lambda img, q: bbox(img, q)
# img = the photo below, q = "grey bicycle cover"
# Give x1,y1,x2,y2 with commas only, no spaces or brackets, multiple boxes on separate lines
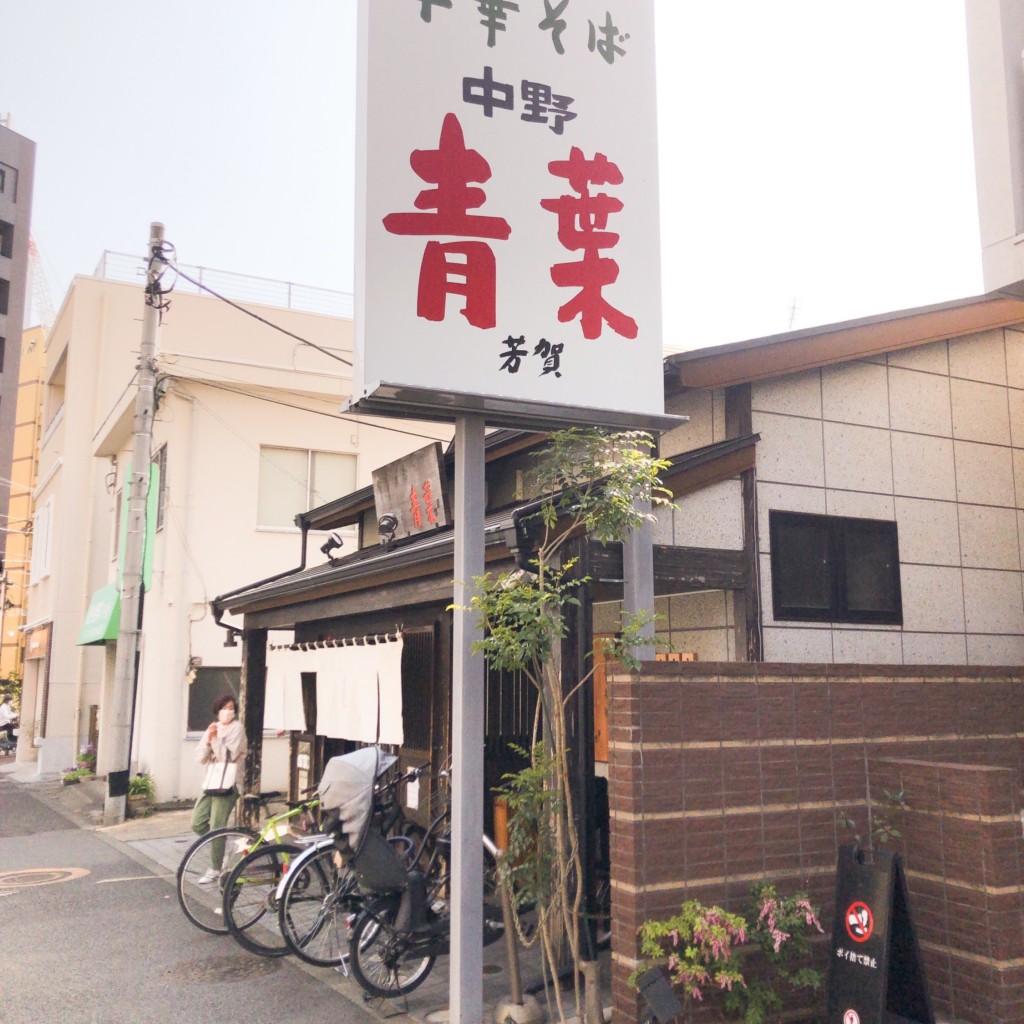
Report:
317,746,397,854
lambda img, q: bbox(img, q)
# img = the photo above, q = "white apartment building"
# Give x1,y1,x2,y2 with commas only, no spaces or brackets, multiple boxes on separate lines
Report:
18,258,450,799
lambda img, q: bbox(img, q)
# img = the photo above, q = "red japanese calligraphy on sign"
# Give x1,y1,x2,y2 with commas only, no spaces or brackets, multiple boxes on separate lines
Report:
422,480,439,524
383,113,511,329
409,484,424,528
541,147,637,340
373,444,450,541
357,0,663,418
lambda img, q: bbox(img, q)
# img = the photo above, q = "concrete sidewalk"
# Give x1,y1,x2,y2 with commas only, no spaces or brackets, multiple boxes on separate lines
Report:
0,756,609,1024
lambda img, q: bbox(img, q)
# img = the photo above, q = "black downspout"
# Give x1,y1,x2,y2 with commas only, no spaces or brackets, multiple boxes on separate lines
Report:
210,519,311,641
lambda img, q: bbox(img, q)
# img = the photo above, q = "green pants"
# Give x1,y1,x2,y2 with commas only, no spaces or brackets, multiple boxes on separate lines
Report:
190,791,238,868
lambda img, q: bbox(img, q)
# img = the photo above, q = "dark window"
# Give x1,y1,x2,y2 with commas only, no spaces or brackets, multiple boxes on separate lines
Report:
0,163,14,200
187,666,240,732
0,221,12,259
0,278,8,316
769,510,902,625
0,338,5,373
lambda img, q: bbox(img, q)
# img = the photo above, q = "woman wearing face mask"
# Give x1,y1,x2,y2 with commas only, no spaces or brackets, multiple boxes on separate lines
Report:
190,694,247,882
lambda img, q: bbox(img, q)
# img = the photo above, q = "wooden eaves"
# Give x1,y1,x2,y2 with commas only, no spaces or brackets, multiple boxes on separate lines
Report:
215,434,759,628
664,292,1024,393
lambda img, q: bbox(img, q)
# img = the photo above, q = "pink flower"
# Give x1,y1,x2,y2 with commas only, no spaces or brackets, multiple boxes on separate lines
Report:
797,899,824,933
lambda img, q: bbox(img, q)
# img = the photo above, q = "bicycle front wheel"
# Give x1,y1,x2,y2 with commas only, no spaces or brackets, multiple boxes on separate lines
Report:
348,901,436,999
223,842,295,957
177,827,256,933
278,845,356,967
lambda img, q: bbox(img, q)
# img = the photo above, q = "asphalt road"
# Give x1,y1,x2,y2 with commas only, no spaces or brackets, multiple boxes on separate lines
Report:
0,776,381,1024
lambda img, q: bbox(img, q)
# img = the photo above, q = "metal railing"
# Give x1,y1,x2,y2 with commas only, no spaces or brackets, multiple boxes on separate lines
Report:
93,251,354,319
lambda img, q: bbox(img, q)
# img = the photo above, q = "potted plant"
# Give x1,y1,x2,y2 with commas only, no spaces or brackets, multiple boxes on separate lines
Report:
126,771,156,817
76,743,97,774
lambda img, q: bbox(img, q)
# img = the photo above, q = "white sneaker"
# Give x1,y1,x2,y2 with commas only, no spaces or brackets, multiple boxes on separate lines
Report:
196,868,220,885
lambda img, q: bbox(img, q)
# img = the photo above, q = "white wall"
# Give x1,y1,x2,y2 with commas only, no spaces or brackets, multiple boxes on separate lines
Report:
27,275,451,793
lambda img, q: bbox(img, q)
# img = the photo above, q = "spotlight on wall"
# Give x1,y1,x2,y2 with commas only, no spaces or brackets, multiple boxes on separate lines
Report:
320,531,344,559
378,512,398,545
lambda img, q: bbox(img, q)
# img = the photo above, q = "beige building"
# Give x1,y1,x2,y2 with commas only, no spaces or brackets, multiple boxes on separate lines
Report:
17,259,450,798
632,293,1024,666
0,324,46,680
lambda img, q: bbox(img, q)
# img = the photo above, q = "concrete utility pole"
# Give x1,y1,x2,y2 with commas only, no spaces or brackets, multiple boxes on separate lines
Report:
103,222,164,825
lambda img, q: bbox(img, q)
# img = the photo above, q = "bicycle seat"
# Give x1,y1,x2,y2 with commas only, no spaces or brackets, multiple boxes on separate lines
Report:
241,791,283,806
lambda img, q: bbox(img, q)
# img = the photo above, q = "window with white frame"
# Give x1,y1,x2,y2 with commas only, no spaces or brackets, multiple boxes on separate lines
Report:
29,498,53,584
187,667,241,732
257,447,357,528
45,350,67,432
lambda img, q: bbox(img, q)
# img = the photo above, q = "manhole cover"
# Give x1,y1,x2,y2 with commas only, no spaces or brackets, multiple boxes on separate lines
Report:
167,954,282,984
0,868,90,888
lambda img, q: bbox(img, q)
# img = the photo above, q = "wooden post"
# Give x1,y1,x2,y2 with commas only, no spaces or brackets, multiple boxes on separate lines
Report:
239,626,267,826
725,385,762,661
562,536,599,960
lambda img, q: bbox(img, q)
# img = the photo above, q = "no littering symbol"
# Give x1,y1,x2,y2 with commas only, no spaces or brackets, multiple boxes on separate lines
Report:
845,900,874,943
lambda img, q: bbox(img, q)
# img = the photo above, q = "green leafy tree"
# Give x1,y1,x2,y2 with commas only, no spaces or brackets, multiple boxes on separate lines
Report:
468,428,673,1022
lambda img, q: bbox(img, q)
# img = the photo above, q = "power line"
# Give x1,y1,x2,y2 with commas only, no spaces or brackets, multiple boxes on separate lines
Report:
166,375,449,444
156,249,353,368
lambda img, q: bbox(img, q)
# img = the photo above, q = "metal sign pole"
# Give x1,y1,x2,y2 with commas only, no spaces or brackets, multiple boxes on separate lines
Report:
623,496,656,660
450,412,486,1024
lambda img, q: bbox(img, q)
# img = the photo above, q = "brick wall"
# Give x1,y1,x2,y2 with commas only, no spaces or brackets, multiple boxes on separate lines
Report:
869,758,1024,1023
606,663,1024,1024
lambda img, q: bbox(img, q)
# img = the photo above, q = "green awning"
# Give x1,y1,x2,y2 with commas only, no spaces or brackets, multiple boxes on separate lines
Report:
77,584,121,646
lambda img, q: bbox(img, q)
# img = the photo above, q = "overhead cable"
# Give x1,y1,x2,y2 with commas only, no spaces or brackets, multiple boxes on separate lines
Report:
155,250,353,368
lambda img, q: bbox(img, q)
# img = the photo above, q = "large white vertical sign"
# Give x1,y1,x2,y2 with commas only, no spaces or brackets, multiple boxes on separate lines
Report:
966,0,1024,294
355,0,662,417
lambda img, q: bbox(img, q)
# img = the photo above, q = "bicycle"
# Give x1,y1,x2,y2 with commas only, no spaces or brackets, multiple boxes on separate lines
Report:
339,770,512,999
176,790,319,935
346,828,507,999
222,839,319,957
276,763,428,968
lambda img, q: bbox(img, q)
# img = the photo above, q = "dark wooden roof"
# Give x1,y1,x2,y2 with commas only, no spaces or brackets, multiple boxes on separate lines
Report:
214,435,758,624
664,292,1024,393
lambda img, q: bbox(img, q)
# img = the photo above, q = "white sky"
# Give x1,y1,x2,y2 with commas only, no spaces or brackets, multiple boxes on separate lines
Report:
1,0,984,351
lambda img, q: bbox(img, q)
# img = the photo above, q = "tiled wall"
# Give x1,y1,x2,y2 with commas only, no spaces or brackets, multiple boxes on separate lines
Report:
591,479,744,661
606,662,1024,1024
666,327,1024,666
594,588,737,662
754,328,1024,665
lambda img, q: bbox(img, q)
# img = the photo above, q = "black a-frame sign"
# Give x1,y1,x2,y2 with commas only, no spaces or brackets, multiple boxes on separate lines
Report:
826,845,935,1024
